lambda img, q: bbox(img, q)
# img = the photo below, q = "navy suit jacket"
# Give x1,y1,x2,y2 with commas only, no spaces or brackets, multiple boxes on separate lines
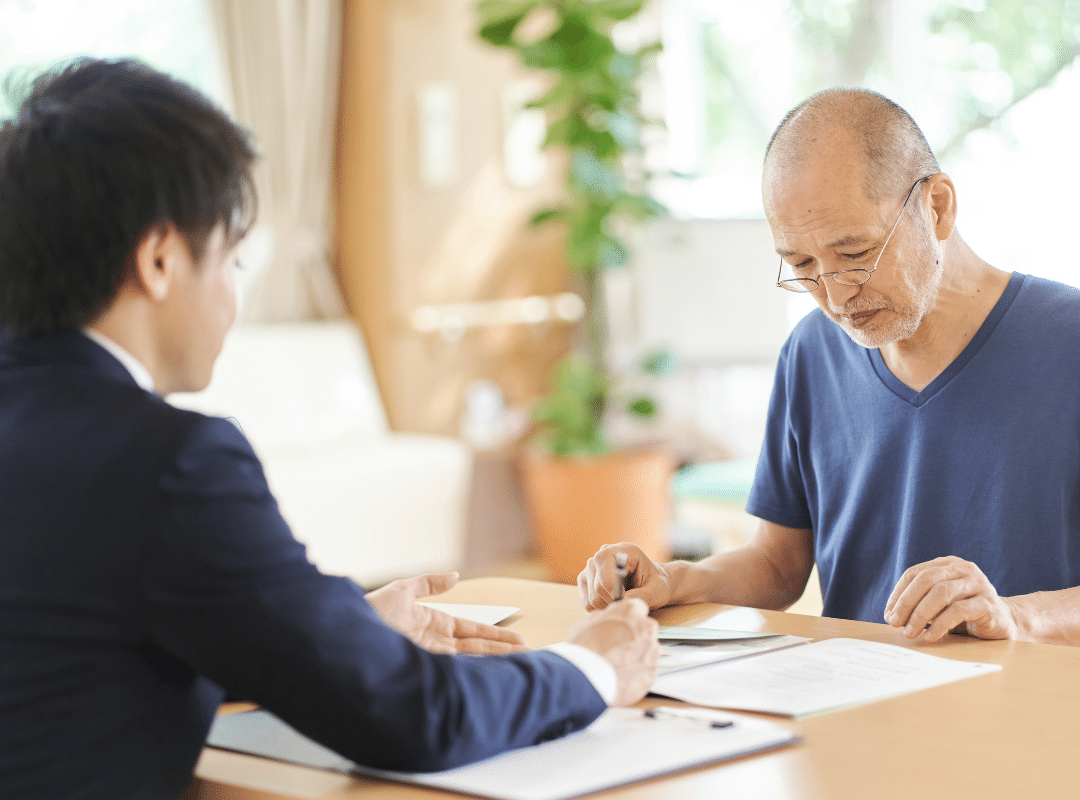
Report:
0,331,605,799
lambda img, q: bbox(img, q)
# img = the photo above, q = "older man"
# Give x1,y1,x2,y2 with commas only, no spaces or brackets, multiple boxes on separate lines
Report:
580,88,1080,647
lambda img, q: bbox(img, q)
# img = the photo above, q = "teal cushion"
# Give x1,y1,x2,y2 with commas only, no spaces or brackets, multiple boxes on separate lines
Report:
672,460,757,503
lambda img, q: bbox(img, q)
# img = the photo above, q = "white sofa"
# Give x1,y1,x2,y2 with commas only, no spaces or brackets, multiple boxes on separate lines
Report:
169,321,472,587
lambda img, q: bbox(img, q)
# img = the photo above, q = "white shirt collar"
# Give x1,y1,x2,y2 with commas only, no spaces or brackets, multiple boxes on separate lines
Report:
82,328,156,393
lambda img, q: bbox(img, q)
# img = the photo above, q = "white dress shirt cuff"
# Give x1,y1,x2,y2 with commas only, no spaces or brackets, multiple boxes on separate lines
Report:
544,642,618,705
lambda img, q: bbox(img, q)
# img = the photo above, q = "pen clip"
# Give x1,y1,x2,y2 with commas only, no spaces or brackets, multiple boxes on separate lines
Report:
643,706,734,729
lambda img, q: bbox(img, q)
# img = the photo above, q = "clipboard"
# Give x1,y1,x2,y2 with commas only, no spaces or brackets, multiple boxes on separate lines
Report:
207,707,800,800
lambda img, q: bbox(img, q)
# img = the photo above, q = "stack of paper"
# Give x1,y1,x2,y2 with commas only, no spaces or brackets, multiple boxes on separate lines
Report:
657,626,810,674
651,637,1001,718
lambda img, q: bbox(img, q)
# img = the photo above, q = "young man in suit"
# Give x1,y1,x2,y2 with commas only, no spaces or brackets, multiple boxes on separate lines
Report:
0,58,659,799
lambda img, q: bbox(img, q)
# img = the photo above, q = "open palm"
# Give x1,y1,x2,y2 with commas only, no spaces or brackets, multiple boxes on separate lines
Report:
366,572,527,654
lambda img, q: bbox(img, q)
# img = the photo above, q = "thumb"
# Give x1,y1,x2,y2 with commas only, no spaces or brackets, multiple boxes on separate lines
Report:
413,571,459,599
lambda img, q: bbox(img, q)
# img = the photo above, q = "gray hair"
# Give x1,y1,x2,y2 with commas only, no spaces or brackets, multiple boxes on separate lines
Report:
765,88,939,205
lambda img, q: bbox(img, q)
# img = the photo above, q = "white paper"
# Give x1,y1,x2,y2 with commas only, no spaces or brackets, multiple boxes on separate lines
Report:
418,602,519,626
688,607,768,631
208,707,799,800
658,635,810,675
652,638,1001,718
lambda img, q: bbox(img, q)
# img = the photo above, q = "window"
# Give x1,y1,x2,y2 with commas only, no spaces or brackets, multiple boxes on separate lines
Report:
653,0,1080,288
0,0,225,118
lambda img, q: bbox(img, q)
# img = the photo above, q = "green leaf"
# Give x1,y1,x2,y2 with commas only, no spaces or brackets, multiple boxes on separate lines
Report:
519,38,566,69
627,396,657,418
617,192,667,220
549,14,616,73
633,41,664,60
526,81,571,110
569,149,621,198
529,207,567,226
531,356,610,456
592,0,645,21
605,110,640,148
596,235,629,267
476,0,537,26
477,1,539,46
606,51,638,81
640,349,677,375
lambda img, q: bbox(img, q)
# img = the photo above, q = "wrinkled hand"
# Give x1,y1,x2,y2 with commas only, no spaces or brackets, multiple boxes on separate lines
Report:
567,598,660,706
884,556,1019,643
578,543,674,611
366,572,527,654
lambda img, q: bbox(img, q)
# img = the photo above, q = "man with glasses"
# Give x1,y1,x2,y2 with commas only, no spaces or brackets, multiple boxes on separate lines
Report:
579,88,1080,648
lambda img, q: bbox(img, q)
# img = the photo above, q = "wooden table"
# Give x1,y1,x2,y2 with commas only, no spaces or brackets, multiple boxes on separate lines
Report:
187,577,1080,800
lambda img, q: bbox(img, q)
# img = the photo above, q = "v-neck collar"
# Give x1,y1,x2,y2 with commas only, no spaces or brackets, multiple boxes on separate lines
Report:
868,272,1025,407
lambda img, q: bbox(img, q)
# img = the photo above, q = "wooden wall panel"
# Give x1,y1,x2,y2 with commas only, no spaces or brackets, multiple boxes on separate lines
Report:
335,0,574,435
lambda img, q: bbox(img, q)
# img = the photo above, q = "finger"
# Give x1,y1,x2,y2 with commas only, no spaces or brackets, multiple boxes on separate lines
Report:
884,562,932,620
587,565,614,611
886,563,963,627
452,617,528,645
411,571,459,599
453,637,530,655
885,557,973,620
920,599,978,643
578,570,592,610
902,579,977,638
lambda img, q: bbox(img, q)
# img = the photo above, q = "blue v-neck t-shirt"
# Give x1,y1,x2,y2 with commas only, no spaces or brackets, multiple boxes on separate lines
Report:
746,272,1080,622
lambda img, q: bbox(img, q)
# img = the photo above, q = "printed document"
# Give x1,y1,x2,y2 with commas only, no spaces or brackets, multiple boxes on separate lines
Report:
652,637,1001,718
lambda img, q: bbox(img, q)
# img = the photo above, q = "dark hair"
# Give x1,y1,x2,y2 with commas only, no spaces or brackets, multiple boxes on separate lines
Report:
0,57,257,335
764,88,939,206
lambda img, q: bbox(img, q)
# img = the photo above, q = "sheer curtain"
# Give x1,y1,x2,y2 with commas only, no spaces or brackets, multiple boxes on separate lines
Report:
208,0,346,321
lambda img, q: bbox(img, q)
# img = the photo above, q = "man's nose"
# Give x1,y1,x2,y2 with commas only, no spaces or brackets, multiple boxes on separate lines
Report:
820,277,861,308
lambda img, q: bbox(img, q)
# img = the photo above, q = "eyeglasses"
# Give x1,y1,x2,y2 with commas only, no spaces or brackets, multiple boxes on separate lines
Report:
775,175,933,294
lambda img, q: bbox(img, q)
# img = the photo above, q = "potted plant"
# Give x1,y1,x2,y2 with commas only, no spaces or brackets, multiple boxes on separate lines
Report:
477,0,672,583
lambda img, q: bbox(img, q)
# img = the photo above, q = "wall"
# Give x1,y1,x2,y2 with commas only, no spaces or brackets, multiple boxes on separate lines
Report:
335,0,575,436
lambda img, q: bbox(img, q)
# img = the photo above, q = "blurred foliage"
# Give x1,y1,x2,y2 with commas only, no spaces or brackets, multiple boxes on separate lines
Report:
701,0,1080,165
477,0,664,457
928,0,1080,156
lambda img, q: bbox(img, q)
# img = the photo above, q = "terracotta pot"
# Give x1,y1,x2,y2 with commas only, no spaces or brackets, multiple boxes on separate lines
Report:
520,449,675,584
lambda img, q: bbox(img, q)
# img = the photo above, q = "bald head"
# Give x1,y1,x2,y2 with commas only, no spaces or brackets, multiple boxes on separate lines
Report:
764,89,939,206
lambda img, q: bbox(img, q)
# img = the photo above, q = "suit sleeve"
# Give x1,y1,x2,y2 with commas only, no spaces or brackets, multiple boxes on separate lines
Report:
139,416,606,772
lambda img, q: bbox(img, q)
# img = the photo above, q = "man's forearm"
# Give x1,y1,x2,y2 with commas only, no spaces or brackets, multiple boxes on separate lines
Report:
663,544,808,610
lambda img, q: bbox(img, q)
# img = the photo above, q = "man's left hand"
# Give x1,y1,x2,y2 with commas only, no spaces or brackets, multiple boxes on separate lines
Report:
366,572,528,654
884,556,1019,643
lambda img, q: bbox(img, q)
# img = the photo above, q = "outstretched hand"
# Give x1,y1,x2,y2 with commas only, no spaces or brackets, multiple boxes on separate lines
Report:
366,572,528,654
884,556,1019,643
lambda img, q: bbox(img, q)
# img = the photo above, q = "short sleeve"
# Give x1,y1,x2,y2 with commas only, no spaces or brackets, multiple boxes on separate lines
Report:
745,338,814,531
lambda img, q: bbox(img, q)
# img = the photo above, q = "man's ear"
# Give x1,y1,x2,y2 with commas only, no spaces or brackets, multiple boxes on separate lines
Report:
132,224,187,302
926,173,958,242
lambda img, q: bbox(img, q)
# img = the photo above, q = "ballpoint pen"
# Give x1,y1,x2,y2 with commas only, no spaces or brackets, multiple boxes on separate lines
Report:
644,706,735,729
612,551,628,602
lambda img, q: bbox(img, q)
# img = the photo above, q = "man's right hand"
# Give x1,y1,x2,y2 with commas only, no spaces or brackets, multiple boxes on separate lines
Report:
566,598,660,706
578,543,674,612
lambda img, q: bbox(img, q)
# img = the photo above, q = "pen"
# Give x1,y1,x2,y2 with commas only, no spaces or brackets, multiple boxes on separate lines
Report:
644,706,734,729
612,551,628,602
